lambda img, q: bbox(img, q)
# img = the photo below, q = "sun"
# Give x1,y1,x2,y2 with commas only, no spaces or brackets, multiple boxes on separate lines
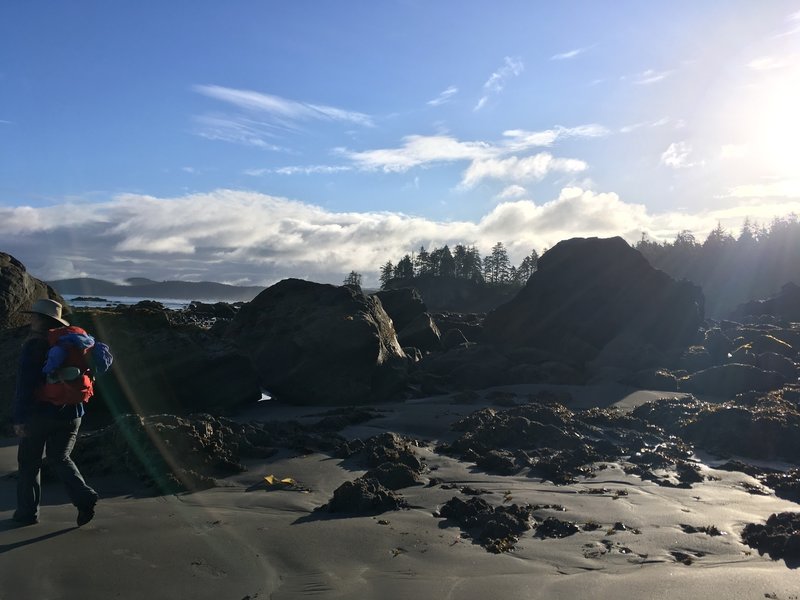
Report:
750,66,800,176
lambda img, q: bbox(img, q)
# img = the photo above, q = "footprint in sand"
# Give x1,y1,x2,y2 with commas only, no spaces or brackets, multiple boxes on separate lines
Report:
112,548,143,560
190,559,228,578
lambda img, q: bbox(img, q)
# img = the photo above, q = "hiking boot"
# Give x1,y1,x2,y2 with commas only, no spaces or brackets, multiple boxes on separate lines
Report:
76,499,97,527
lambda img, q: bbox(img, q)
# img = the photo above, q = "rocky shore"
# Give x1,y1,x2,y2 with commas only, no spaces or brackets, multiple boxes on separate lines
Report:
2,238,800,598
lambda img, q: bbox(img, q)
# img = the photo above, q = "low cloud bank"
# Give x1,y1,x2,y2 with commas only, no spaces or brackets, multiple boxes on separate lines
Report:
2,188,796,287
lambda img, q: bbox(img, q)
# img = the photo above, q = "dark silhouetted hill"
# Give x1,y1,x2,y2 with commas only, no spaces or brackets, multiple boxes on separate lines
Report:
49,277,265,302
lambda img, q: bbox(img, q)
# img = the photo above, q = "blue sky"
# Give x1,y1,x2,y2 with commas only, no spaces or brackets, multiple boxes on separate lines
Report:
2,1,800,286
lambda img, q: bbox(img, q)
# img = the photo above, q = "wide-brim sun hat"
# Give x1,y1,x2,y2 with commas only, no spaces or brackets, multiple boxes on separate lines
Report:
23,298,70,326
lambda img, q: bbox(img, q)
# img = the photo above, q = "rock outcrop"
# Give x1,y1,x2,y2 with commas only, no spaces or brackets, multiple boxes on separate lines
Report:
374,288,441,352
227,279,407,405
732,282,800,322
679,363,787,397
0,252,66,329
70,307,261,420
483,237,704,367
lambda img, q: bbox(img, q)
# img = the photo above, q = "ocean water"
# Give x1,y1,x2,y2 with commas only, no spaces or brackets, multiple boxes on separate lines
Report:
63,295,225,311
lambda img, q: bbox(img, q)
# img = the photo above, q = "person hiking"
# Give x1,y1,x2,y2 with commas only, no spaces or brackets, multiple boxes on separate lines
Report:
12,299,111,527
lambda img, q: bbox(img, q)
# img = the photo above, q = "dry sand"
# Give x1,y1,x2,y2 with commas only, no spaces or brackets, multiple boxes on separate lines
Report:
2,384,798,600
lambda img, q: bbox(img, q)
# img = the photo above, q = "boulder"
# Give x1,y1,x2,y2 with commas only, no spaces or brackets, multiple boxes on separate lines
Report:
227,279,407,405
732,282,800,322
678,363,787,397
432,312,484,343
703,327,733,363
70,309,262,420
483,237,704,366
373,288,427,332
419,344,512,389
396,312,442,352
756,352,797,380
747,334,794,358
441,328,470,350
0,252,66,329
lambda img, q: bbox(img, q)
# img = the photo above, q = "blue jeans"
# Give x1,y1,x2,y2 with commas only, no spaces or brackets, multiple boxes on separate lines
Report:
16,415,97,521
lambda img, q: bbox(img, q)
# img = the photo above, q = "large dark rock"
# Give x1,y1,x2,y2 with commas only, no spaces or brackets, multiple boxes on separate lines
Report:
631,391,800,461
373,288,427,332
0,252,66,329
679,363,787,397
742,512,800,563
396,313,442,352
732,282,800,322
70,309,261,421
483,237,704,366
324,477,408,514
438,496,535,553
227,279,407,405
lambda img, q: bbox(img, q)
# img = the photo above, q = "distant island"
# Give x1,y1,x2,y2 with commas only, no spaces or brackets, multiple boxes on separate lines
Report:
49,277,265,302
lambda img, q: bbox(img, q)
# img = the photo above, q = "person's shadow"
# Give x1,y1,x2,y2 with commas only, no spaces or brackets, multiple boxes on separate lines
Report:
0,520,76,555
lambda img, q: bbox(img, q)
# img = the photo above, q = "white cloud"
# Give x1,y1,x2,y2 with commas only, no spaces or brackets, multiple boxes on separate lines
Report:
748,56,788,70
502,124,609,151
495,185,528,200
461,154,587,188
427,86,458,106
725,179,800,198
339,135,495,172
194,84,374,127
620,117,676,133
339,125,605,178
775,10,800,37
192,115,285,150
474,56,524,111
633,69,672,85
245,165,353,176
661,141,694,168
4,188,799,287
550,47,590,60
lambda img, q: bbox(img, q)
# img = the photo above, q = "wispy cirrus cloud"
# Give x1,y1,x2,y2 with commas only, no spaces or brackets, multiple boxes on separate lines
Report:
474,57,524,111
192,84,374,148
194,84,374,127
244,165,353,177
631,69,672,85
502,124,609,151
550,46,591,60
620,117,683,133
192,114,286,150
748,56,789,70
427,86,458,106
775,10,800,38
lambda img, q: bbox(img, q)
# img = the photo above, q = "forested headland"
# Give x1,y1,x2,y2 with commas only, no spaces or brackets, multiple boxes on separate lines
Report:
636,215,800,317
367,214,800,318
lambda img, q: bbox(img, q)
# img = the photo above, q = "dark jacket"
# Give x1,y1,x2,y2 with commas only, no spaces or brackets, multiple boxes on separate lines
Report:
12,335,84,424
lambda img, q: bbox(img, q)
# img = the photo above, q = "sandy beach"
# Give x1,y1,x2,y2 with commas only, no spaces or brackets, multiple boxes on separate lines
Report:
2,384,798,600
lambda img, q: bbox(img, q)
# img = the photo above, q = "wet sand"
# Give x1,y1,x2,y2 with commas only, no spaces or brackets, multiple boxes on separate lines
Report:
1,384,798,600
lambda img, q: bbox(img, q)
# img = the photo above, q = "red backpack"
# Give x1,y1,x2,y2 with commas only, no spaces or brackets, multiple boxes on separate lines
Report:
36,326,95,406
